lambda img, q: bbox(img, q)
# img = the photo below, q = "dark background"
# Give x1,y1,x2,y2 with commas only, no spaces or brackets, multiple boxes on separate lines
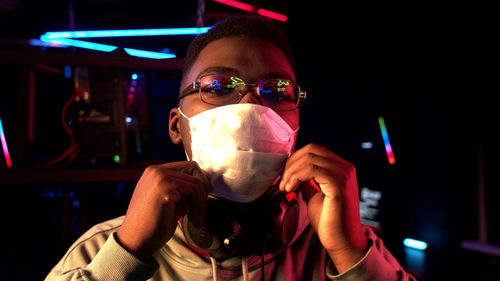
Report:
0,1,497,280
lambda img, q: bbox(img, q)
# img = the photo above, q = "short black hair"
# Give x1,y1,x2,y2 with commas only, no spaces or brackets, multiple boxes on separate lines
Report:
182,15,295,82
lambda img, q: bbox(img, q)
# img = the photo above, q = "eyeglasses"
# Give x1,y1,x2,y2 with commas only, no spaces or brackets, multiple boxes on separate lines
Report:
178,73,306,111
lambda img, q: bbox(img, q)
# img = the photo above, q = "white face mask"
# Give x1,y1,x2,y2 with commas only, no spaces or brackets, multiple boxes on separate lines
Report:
178,104,298,203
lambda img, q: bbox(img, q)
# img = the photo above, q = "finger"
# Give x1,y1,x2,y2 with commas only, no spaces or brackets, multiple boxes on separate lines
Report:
280,151,342,192
149,164,210,226
176,161,212,227
281,144,347,188
172,175,209,227
161,173,199,215
299,179,321,203
287,144,343,166
285,163,342,195
284,159,353,203
187,161,213,193
161,161,212,194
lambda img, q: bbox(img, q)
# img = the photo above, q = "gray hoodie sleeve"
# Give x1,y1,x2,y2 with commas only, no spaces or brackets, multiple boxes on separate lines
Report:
45,219,158,281
325,227,416,281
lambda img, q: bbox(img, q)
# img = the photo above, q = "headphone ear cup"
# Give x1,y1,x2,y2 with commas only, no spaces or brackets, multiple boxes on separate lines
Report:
181,196,244,259
182,214,219,255
264,189,299,253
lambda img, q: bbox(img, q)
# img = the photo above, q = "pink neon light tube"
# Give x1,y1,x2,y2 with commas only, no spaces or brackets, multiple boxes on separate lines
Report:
0,117,12,168
258,9,287,22
212,0,253,12
211,0,288,22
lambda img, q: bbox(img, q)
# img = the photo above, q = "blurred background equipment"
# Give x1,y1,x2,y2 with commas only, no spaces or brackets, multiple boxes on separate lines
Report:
71,67,127,166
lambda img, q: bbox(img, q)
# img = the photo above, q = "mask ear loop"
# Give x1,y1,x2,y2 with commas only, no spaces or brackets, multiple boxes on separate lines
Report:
177,107,190,121
177,107,192,161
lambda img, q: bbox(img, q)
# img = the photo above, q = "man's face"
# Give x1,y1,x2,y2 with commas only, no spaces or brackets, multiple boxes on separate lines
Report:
169,35,299,159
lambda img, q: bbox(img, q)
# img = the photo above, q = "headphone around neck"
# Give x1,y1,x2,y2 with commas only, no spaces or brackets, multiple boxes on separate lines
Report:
181,187,299,260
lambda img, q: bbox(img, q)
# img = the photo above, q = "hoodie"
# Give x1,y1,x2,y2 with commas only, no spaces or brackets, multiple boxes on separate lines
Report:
45,195,415,281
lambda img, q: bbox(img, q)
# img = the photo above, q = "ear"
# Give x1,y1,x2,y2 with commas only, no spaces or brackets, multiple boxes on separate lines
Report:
169,107,182,144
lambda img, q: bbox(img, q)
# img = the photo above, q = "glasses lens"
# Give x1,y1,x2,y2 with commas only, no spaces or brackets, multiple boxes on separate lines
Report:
199,74,243,105
258,79,299,110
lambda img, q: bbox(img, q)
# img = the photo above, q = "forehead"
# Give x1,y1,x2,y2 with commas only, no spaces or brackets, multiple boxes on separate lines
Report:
183,35,295,88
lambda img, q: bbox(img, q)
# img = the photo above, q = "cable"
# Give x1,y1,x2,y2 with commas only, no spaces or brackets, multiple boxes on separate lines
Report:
63,96,79,162
37,143,79,168
61,95,78,139
37,95,80,167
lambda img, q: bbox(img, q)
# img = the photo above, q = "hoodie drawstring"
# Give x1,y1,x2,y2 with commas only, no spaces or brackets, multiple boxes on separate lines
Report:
241,256,249,281
210,257,218,281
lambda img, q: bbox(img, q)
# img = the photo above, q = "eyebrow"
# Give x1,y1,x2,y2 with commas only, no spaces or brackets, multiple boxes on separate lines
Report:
197,67,294,82
265,72,295,81
197,67,240,79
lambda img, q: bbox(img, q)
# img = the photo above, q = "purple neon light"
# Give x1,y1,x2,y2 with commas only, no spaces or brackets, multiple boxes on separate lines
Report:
0,117,12,168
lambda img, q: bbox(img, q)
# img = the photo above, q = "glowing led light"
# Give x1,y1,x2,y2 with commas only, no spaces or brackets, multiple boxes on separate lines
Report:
257,9,287,22
211,0,287,21
123,48,176,59
113,154,120,163
28,39,69,48
42,27,211,39
39,36,178,58
378,116,395,165
404,238,428,250
0,117,12,168
212,0,253,11
361,142,374,149
131,73,138,80
39,27,208,58
40,36,118,52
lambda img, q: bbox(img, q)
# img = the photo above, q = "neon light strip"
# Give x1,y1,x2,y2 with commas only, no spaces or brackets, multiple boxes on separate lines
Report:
378,116,396,165
212,0,253,11
42,27,211,39
40,36,118,52
39,27,210,58
40,36,176,59
28,39,69,48
0,117,12,168
257,9,287,22
211,0,287,21
124,48,176,59
404,238,427,250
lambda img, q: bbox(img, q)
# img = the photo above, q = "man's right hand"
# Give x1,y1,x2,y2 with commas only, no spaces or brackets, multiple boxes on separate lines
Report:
116,161,212,261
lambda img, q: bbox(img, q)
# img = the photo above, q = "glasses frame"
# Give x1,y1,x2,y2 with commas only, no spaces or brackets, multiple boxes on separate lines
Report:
178,73,307,111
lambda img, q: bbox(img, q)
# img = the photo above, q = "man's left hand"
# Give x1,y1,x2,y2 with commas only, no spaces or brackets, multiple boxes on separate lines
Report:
279,143,368,274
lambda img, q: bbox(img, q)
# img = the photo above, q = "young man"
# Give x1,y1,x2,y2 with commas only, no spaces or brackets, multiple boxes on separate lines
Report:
46,16,415,281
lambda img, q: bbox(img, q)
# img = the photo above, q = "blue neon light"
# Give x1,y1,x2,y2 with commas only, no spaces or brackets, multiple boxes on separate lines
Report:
40,36,118,52
403,238,428,250
39,26,206,58
123,48,176,59
39,36,176,59
42,27,211,39
29,39,69,48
